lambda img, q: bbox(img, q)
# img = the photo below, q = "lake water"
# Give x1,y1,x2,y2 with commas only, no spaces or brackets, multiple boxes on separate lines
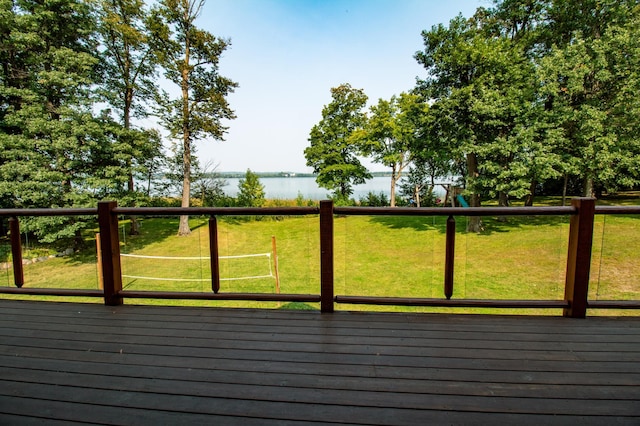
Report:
223,176,445,200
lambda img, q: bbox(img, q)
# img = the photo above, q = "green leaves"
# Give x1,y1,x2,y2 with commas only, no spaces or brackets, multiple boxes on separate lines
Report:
305,84,370,199
358,93,425,206
537,1,640,195
237,169,265,208
413,0,639,204
148,0,237,233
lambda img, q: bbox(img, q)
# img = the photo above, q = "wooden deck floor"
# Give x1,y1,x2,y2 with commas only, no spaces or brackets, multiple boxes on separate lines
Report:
0,299,639,425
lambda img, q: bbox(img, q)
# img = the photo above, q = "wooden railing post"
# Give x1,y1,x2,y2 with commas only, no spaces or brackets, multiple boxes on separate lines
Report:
564,197,596,318
98,201,123,306
320,200,334,313
9,217,24,288
444,215,455,299
209,216,220,293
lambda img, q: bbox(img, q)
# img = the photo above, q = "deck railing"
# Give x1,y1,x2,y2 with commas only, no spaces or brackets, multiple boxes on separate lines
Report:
1,198,639,317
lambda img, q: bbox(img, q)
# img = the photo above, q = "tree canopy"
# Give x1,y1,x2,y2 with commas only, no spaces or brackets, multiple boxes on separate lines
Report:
304,83,371,202
237,169,265,207
150,0,238,235
357,93,424,207
411,0,640,218
0,0,238,245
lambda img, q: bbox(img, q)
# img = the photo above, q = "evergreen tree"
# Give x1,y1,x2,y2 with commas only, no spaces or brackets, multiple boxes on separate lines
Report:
98,0,164,233
0,0,107,245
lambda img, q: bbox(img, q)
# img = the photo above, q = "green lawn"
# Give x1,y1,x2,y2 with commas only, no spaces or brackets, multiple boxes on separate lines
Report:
1,196,639,314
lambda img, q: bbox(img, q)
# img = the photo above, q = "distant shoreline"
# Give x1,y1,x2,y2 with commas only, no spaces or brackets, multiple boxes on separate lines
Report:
214,171,393,178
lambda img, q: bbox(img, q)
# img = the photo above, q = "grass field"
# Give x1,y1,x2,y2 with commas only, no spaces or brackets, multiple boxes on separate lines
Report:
1,195,639,315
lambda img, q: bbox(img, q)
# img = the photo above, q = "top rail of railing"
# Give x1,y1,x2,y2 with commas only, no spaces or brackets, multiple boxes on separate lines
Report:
0,205,579,218
0,208,97,217
334,206,578,216
594,205,640,215
114,206,320,216
1,204,638,218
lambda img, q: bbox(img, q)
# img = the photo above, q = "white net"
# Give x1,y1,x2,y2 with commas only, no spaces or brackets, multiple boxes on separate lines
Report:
120,253,274,283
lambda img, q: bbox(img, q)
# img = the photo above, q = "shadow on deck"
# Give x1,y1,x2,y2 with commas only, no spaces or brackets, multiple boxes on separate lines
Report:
0,299,639,425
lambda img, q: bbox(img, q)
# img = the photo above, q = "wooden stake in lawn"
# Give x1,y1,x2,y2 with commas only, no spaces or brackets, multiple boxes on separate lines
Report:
96,233,103,290
272,235,280,294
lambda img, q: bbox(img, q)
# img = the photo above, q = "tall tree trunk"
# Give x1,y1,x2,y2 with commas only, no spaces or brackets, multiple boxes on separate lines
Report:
466,153,482,232
124,87,140,235
562,173,568,206
390,164,397,207
178,48,192,236
179,126,191,235
524,179,536,207
583,176,594,198
73,229,84,251
497,191,509,222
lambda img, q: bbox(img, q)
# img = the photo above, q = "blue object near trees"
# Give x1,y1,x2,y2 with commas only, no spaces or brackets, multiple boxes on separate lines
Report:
456,195,469,207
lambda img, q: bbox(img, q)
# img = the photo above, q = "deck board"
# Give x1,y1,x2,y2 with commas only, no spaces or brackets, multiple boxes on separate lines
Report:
0,299,639,425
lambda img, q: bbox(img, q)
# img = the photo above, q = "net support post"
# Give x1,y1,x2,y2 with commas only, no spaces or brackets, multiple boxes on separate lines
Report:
320,200,334,313
444,215,455,299
564,197,596,318
209,216,220,293
9,217,24,288
98,201,123,306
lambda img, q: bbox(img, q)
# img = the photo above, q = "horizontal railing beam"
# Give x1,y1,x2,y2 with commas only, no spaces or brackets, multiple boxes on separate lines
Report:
594,206,640,215
588,301,640,309
114,206,320,216
120,291,320,303
0,287,104,297
336,295,569,309
334,206,576,217
0,208,96,217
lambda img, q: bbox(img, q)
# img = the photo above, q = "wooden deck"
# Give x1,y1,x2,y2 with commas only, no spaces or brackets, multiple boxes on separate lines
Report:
0,299,639,425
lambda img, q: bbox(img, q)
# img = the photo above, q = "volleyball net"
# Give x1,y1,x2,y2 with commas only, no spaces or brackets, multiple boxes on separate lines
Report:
120,252,276,289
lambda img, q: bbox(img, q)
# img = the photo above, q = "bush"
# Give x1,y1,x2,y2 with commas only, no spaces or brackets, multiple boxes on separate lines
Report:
148,197,182,207
359,191,389,207
237,169,265,207
330,193,356,207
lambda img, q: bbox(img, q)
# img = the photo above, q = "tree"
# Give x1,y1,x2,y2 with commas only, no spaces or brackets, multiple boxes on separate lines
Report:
401,141,453,208
98,0,162,234
193,160,228,207
0,0,106,246
358,93,424,207
398,165,435,207
237,169,265,207
150,0,237,235
537,1,640,197
415,8,549,228
305,84,371,202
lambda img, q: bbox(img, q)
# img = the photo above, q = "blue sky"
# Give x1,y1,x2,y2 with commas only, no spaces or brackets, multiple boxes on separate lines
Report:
194,0,484,172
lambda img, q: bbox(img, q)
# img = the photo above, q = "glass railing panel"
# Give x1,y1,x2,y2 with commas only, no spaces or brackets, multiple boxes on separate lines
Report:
338,214,442,300
460,214,569,302
18,215,100,293
590,213,640,305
